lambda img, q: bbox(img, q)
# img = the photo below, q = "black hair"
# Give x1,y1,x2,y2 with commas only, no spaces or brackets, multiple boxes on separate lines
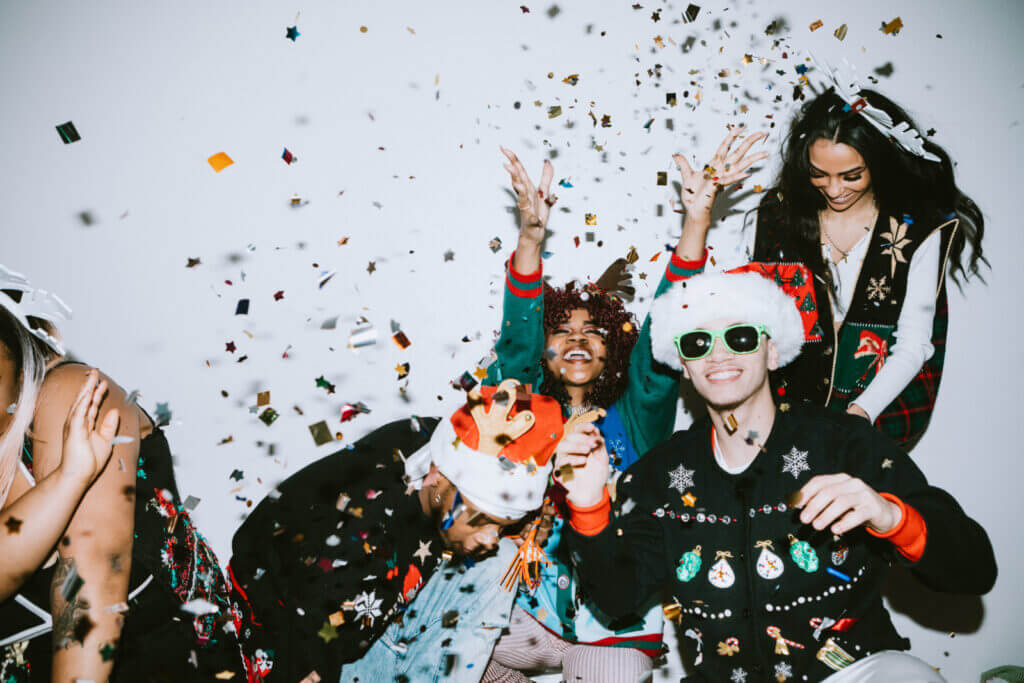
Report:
768,87,986,289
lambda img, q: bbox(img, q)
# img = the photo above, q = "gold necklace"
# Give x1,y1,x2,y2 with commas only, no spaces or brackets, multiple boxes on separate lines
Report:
820,205,879,264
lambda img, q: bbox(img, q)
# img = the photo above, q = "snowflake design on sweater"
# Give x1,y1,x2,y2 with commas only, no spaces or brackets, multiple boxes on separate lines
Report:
866,275,890,301
774,661,793,680
781,447,810,479
668,464,696,493
730,668,748,683
353,590,383,628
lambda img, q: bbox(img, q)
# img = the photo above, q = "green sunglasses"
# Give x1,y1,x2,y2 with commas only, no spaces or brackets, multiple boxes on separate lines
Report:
673,323,769,360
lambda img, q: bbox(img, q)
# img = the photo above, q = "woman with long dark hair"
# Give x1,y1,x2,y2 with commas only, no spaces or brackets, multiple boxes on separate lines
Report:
0,267,245,681
673,82,985,446
480,141,763,682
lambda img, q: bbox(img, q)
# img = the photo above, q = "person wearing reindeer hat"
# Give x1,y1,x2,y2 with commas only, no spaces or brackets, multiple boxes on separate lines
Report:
555,267,996,682
227,379,584,683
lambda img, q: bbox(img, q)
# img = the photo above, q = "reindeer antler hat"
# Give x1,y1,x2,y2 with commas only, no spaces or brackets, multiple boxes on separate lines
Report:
405,379,588,520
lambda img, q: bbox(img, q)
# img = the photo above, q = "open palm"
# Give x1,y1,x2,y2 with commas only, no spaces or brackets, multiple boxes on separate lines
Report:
673,127,769,219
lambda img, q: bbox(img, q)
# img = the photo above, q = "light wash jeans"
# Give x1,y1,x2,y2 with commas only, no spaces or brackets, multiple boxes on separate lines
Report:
340,538,517,683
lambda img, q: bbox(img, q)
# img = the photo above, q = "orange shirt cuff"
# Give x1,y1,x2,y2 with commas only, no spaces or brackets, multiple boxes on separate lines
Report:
567,487,611,536
866,492,927,562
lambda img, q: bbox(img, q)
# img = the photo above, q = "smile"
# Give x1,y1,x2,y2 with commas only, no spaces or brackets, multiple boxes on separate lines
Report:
828,193,854,203
563,349,593,362
706,369,741,383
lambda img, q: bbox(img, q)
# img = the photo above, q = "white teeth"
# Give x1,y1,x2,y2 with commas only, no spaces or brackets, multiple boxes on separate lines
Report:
563,349,592,361
707,369,740,381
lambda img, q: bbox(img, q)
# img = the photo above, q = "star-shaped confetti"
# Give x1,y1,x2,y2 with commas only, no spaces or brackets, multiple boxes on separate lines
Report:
367,261,376,274
781,447,810,479
881,458,893,469
413,540,432,564
186,257,201,268
4,516,22,533
317,621,337,642
99,643,117,661
229,469,244,482
273,290,285,301
667,464,695,493
681,492,697,507
472,366,488,381
315,376,336,394
225,341,236,353
286,26,300,41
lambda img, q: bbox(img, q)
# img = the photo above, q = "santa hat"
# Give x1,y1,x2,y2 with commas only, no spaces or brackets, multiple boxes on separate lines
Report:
405,380,564,521
649,262,821,371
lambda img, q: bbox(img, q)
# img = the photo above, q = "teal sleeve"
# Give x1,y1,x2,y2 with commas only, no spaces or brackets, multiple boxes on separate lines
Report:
484,281,545,391
616,270,682,457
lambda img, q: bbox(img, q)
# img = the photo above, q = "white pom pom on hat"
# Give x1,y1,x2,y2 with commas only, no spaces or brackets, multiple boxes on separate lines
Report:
649,270,806,371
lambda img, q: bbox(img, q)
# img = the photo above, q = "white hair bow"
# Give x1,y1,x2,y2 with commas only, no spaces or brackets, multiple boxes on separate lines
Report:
809,54,941,163
0,265,71,355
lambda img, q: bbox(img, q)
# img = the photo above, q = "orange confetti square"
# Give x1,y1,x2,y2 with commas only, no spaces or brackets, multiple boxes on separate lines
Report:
882,17,903,35
809,19,823,31
208,152,234,172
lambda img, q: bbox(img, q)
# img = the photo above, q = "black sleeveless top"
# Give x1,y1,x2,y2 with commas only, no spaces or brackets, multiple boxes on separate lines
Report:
0,362,245,681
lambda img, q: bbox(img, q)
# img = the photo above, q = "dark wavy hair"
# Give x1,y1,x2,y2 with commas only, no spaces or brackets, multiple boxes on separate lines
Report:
766,87,986,289
539,281,638,410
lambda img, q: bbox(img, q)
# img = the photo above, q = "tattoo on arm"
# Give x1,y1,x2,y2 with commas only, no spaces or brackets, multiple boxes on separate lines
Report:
50,557,93,651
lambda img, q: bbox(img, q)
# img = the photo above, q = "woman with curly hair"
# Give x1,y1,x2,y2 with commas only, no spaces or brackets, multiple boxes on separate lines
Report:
480,142,763,683
672,79,986,447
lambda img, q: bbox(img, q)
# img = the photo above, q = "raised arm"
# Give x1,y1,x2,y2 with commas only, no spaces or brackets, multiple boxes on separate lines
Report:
0,370,119,601
30,364,139,681
485,148,556,389
672,126,769,263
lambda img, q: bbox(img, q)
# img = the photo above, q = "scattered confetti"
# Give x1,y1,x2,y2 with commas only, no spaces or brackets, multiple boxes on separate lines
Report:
882,17,903,35
4,516,22,533
585,213,597,226
308,421,334,446
682,4,700,22
282,148,296,164
286,25,300,41
56,121,80,144
833,24,848,41
809,19,823,31
207,152,233,172
186,257,201,268
258,407,279,426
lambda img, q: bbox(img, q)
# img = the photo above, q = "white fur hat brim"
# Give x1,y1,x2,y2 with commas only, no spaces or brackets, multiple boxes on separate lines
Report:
649,271,805,370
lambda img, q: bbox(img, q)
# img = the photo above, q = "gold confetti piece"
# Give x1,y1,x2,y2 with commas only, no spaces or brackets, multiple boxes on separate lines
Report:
882,17,903,35
548,105,563,118
215,671,237,680
441,550,454,561
626,246,639,263
725,413,738,434
753,184,764,193
663,602,682,622
785,491,803,507
657,171,668,185
809,19,823,31
257,390,270,406
290,195,303,206
622,322,633,333
833,24,848,41
329,611,345,626
309,421,333,446
562,73,579,85
406,27,416,34
359,26,368,33
392,330,411,349
585,213,597,226
207,152,233,172
682,492,697,507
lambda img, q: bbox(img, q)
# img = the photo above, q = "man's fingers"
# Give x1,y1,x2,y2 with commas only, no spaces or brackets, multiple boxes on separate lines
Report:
831,508,870,535
794,473,849,506
808,494,858,531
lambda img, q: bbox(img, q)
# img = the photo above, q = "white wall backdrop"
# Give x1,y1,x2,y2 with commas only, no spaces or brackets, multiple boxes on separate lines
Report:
3,0,1021,679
